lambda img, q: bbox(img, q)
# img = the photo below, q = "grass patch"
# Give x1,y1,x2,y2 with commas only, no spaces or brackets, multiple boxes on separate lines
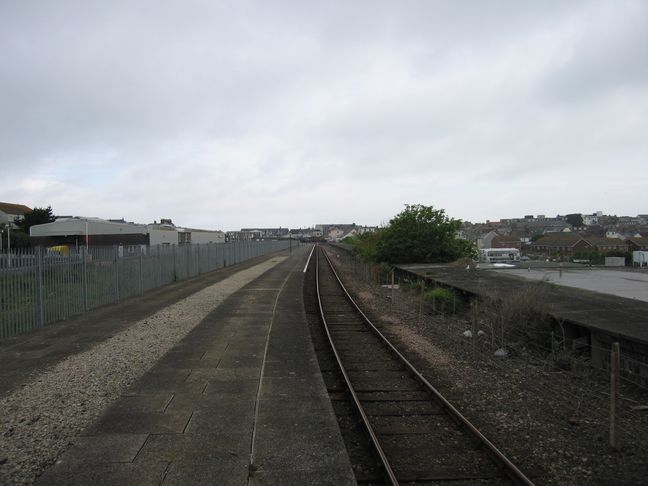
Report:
423,286,463,315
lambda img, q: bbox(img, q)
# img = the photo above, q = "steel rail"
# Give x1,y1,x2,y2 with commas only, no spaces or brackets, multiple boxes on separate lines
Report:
315,247,399,486
320,247,536,486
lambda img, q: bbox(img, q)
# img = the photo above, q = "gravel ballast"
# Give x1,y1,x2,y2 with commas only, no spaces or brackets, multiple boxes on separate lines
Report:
326,249,648,486
0,256,286,485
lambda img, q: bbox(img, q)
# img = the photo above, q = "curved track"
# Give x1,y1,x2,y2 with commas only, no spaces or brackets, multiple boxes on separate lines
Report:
315,246,534,485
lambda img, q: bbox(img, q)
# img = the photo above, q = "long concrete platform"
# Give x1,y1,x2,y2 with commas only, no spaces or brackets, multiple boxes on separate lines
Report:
397,264,648,345
25,247,355,484
397,263,648,384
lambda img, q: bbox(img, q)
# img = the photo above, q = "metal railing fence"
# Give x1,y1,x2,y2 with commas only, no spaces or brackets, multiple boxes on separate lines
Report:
0,240,294,339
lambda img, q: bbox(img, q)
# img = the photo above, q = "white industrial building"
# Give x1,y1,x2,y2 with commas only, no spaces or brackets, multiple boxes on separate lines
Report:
149,218,225,245
31,217,148,247
178,227,225,245
31,217,225,248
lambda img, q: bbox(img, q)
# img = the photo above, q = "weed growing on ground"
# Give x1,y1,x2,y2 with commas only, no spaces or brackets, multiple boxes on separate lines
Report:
423,287,463,315
480,282,553,353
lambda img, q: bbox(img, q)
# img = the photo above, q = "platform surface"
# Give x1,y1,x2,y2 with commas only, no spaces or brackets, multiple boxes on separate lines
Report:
398,263,648,346
497,267,648,302
0,253,286,398
37,247,356,485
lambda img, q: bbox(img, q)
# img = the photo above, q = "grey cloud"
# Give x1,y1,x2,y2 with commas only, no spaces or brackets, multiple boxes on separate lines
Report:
0,0,646,228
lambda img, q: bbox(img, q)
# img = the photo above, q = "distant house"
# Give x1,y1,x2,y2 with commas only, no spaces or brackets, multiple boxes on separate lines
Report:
530,234,592,256
226,231,256,242
0,202,32,228
240,228,290,239
476,230,498,249
627,237,648,252
315,223,376,241
585,237,628,253
490,234,523,250
530,235,628,256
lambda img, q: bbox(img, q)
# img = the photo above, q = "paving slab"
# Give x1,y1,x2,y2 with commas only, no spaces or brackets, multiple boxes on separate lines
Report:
134,432,251,464
55,434,149,464
250,467,357,486
38,245,356,485
249,257,356,484
37,461,169,486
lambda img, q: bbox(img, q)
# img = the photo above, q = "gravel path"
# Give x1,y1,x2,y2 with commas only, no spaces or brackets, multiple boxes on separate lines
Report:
0,257,286,485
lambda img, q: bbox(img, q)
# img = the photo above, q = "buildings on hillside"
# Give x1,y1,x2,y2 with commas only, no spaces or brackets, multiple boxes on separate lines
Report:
315,224,378,242
10,199,648,262
465,212,648,261
240,227,290,239
226,224,377,242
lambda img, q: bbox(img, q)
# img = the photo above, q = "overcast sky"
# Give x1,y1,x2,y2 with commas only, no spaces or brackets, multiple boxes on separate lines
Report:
1,1,646,231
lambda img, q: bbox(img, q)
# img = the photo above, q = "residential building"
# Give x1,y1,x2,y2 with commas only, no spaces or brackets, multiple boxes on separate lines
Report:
315,224,377,242
240,227,290,239
476,230,498,249
530,235,628,257
584,237,628,253
0,202,32,228
226,231,257,242
529,234,591,256
627,237,648,252
490,234,523,250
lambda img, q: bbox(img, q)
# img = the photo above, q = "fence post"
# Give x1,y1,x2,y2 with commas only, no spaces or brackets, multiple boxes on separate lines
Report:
158,245,162,285
610,342,620,450
472,301,478,361
113,245,120,301
172,244,177,280
35,246,44,328
391,269,395,308
418,280,424,325
185,245,189,278
139,246,144,295
81,246,88,311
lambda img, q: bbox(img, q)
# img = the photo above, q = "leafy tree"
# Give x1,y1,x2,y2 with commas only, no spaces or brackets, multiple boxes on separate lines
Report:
374,204,475,264
350,230,383,262
16,206,55,233
0,224,31,249
565,213,584,227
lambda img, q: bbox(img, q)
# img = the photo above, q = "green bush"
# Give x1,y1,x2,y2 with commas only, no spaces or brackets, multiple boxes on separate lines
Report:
424,286,462,314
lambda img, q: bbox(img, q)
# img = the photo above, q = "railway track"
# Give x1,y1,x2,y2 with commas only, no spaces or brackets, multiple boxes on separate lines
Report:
315,246,535,485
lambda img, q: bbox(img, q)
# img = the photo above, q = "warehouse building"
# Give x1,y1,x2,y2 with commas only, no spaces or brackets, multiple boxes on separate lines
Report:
30,217,148,247
31,217,225,248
